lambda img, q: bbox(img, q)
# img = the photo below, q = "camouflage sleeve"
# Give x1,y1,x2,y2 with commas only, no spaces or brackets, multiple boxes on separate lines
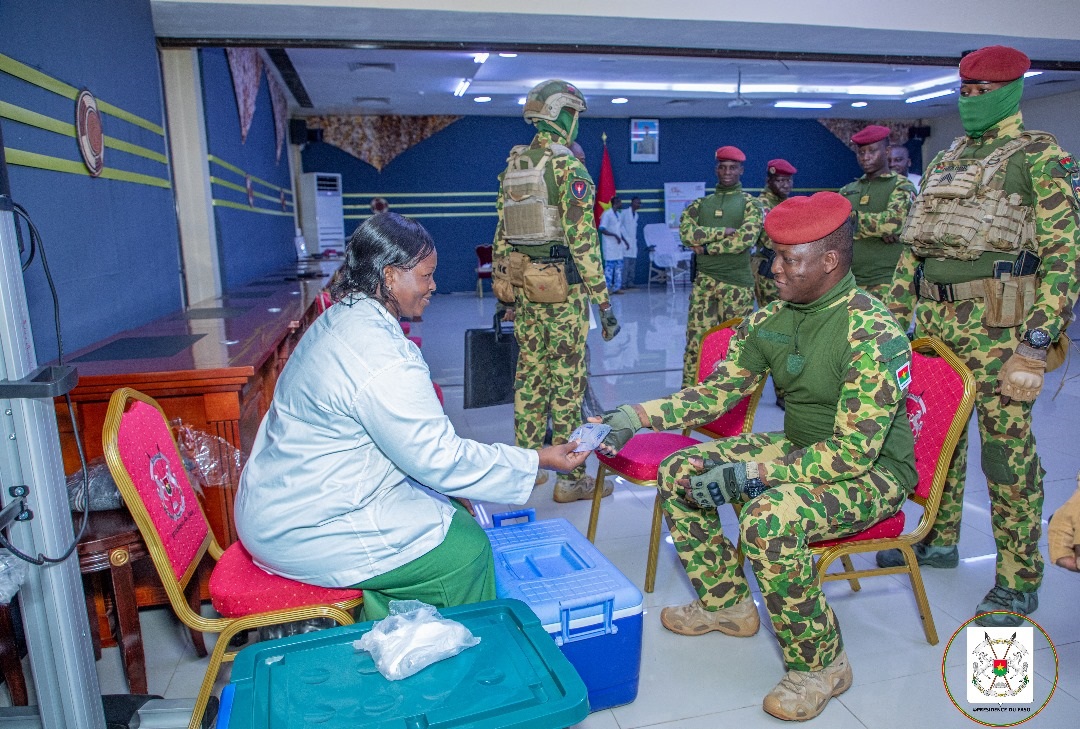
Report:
882,245,919,332
1022,143,1080,340
702,194,762,255
637,314,769,429
760,303,911,486
678,198,711,246
492,174,510,259
554,156,609,305
855,177,916,239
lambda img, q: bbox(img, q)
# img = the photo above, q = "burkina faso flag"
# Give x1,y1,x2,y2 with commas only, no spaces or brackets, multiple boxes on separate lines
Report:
993,659,1008,676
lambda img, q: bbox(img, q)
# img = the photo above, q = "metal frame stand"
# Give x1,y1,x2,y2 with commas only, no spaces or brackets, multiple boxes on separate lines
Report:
0,126,105,728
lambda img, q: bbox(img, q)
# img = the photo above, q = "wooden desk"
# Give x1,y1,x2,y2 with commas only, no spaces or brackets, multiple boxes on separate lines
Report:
55,261,337,547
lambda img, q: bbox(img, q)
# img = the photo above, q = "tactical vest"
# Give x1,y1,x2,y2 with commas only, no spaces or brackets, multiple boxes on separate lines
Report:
501,143,571,252
695,188,754,287
900,132,1054,261
840,174,908,287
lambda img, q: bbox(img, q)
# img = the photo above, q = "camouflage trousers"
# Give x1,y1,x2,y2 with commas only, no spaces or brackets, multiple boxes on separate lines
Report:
513,286,589,479
658,432,906,671
862,282,894,302
683,276,755,387
750,258,779,309
914,298,1045,592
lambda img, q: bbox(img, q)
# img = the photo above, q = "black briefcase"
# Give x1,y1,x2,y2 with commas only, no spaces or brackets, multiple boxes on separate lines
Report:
463,314,519,409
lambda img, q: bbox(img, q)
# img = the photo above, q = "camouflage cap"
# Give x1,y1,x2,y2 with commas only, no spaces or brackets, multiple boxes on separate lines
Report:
523,79,587,123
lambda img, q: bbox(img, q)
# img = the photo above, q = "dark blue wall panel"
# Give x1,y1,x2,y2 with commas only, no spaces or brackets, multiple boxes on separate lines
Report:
0,0,182,359
302,115,861,292
200,49,296,290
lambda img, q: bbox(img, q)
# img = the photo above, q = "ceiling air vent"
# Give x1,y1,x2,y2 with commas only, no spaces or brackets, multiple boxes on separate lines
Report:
348,62,396,73
353,97,391,105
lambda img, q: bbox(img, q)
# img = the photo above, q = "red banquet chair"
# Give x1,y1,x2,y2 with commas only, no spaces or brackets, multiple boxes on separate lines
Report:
586,319,765,593
807,336,974,645
475,244,493,298
103,388,363,729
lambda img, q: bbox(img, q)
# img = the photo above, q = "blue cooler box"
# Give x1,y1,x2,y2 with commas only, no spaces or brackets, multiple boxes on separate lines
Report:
216,599,589,729
487,511,643,711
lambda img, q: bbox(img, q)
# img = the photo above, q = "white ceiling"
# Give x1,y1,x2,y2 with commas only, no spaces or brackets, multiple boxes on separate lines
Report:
151,1,1080,120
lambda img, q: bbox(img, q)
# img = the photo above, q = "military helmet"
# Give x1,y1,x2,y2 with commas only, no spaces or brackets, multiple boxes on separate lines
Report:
523,79,587,123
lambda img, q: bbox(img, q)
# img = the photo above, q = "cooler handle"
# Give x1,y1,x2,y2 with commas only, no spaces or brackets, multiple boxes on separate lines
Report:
491,508,536,527
556,592,617,646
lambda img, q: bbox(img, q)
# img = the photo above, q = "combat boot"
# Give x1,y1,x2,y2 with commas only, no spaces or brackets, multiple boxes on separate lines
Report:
974,585,1038,627
534,469,549,486
552,474,612,503
876,543,958,569
659,598,759,637
762,650,852,722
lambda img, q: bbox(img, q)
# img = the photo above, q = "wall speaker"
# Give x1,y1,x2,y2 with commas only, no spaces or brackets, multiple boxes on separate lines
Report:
288,119,307,145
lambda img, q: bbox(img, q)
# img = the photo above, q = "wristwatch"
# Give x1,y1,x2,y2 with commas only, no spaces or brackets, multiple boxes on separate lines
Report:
1022,328,1052,350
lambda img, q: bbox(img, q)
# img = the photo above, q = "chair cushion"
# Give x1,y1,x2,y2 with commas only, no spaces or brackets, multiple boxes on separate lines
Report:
597,432,699,482
811,512,906,549
407,336,422,348
209,542,362,618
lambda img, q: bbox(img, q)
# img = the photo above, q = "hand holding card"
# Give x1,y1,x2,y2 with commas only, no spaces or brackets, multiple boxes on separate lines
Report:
569,423,611,453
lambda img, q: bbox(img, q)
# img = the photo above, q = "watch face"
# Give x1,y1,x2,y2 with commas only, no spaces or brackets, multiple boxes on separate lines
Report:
1026,329,1051,348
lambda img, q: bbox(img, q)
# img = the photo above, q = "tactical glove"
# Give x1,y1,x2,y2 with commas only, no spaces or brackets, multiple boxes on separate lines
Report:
998,343,1046,402
687,460,767,509
600,307,621,341
599,404,641,452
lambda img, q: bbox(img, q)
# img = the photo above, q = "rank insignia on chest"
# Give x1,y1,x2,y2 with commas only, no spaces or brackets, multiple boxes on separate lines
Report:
859,195,870,206
895,360,911,391
571,180,588,200
715,210,724,217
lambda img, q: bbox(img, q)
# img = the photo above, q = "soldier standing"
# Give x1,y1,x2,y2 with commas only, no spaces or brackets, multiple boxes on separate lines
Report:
596,193,915,721
751,158,797,309
491,79,621,503
679,146,763,387
876,46,1080,627
839,125,917,299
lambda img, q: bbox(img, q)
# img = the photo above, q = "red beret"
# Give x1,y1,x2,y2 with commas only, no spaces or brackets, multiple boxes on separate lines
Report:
767,159,797,176
715,146,746,162
764,192,852,246
959,45,1031,83
851,125,891,146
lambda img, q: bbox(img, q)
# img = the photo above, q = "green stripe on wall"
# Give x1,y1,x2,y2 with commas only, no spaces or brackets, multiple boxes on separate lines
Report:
0,101,168,164
5,148,171,188
212,199,294,216
207,155,291,195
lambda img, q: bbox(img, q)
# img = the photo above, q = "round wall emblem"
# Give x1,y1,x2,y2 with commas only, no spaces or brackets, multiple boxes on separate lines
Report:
75,89,104,177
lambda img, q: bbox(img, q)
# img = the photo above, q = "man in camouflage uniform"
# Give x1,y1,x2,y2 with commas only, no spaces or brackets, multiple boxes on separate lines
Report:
876,46,1080,627
597,193,916,721
839,125,917,300
751,158,797,309
492,79,621,503
680,145,763,387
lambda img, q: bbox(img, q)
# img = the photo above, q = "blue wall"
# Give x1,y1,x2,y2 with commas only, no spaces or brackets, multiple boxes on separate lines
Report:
200,49,296,290
302,115,863,292
0,0,181,357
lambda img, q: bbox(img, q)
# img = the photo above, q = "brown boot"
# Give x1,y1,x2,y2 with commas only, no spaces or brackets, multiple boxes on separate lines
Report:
552,475,612,503
762,650,852,721
659,599,760,637
534,469,549,486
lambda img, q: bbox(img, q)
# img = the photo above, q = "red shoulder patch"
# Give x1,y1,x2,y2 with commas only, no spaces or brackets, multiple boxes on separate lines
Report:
571,180,588,200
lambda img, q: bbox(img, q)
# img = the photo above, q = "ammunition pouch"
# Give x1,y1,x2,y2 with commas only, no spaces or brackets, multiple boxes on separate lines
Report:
916,268,1037,329
523,258,570,303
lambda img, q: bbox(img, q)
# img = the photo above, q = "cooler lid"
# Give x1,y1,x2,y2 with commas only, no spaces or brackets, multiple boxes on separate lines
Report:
223,599,588,729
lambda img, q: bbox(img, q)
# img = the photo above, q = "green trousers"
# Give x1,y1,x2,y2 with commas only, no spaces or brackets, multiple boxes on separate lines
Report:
354,503,495,621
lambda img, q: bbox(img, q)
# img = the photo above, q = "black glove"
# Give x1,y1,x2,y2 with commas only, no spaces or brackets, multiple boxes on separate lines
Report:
599,404,640,452
600,307,620,341
687,461,767,508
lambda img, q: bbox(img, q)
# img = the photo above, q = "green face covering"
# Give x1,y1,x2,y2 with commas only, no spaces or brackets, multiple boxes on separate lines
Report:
958,78,1023,138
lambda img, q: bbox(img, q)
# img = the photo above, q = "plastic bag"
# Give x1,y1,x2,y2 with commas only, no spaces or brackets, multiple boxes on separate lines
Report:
354,600,480,681
66,457,122,512
0,552,29,603
172,420,247,498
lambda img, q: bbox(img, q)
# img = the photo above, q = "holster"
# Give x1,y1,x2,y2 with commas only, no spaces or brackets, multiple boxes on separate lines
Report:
981,275,1036,328
755,249,776,279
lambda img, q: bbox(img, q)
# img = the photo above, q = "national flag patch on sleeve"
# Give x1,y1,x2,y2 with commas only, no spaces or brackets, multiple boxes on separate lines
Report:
895,360,911,391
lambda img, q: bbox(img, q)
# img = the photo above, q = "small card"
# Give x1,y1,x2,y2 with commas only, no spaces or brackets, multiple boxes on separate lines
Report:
569,423,611,453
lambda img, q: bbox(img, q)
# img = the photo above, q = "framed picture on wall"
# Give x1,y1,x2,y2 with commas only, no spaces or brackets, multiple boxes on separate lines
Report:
630,119,659,162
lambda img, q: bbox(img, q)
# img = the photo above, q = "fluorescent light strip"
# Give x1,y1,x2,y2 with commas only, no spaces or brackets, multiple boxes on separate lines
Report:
473,53,489,64
548,74,965,98
906,88,955,103
774,100,833,109
453,79,471,97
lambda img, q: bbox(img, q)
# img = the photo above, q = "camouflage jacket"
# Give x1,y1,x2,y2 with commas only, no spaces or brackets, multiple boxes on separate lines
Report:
493,130,609,305
754,189,785,253
839,171,917,241
678,186,763,255
885,112,1080,339
638,272,917,489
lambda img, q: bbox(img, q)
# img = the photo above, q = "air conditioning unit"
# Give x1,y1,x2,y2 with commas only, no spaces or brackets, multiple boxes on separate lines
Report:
298,172,345,254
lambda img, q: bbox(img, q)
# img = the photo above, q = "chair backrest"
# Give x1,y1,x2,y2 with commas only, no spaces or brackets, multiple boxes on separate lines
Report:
906,338,976,511
103,388,214,591
695,319,765,437
475,244,493,266
314,290,333,314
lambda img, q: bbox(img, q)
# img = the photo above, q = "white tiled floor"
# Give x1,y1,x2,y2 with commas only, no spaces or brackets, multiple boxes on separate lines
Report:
10,284,1079,727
